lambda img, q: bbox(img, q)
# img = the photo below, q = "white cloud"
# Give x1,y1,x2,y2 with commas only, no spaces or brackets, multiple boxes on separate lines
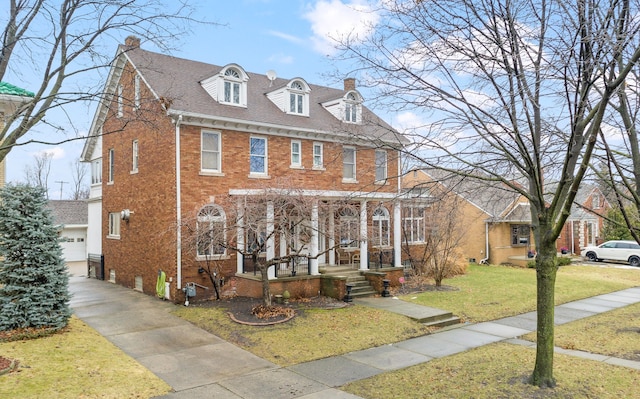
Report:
267,30,304,44
303,0,379,56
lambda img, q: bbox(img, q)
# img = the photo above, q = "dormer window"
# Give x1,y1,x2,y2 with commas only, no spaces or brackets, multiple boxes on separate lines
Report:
223,68,241,104
343,91,362,123
289,80,307,115
200,64,248,107
345,92,358,122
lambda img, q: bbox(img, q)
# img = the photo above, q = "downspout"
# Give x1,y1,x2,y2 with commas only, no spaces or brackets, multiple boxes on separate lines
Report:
175,114,183,289
480,221,490,264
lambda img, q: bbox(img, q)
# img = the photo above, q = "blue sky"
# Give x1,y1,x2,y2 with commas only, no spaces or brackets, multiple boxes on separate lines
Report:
5,0,384,198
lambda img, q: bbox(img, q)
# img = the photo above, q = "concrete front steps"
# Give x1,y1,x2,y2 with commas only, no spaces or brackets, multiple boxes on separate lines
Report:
354,297,462,329
321,266,377,298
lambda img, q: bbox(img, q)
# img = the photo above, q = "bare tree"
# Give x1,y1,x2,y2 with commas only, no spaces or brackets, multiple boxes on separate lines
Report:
338,0,640,387
69,158,88,200
0,0,205,161
23,151,53,196
403,195,467,287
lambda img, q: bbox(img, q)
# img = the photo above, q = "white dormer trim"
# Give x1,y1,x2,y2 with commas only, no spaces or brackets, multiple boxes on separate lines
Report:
266,78,311,116
321,90,363,124
200,63,249,107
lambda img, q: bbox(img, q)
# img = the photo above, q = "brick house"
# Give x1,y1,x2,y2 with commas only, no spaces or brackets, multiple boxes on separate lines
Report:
404,169,609,266
81,37,408,302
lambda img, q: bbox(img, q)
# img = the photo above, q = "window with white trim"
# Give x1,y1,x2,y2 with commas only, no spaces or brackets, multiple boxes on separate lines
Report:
250,136,267,175
131,140,138,173
375,150,387,182
372,206,390,247
201,130,221,172
134,74,140,110
291,140,302,168
117,84,123,118
91,158,102,185
223,68,241,105
197,204,226,256
289,81,304,114
108,148,114,183
108,212,121,238
343,147,356,181
403,207,425,243
313,142,323,168
339,208,359,248
345,92,358,122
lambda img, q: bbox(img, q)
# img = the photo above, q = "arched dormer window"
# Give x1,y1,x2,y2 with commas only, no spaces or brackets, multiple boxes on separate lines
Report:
344,91,362,123
197,204,226,257
287,79,310,116
200,64,249,107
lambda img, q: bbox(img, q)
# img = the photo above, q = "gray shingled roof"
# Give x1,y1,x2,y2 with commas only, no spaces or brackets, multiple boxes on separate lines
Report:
418,169,523,220
123,46,406,146
46,200,88,226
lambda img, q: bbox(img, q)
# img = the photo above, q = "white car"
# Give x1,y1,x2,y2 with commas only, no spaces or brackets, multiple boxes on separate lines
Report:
581,240,640,267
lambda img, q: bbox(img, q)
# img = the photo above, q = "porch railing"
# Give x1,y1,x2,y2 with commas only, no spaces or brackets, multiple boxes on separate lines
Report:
368,249,395,269
242,254,311,277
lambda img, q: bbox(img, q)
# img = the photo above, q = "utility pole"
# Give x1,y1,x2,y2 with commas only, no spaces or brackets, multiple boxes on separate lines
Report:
54,180,68,200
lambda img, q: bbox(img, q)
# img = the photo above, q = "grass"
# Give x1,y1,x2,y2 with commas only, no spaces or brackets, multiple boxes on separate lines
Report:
401,264,640,322
522,302,640,361
342,342,640,398
0,316,171,398
172,304,433,366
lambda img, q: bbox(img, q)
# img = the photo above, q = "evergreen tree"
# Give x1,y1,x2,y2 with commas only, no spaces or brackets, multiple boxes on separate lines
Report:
0,184,71,331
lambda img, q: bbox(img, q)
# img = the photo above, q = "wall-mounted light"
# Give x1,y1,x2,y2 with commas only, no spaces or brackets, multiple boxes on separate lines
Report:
121,209,134,221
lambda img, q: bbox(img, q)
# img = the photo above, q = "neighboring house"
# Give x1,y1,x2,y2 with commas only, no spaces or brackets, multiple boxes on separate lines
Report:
404,169,530,266
0,82,34,189
81,37,408,301
46,200,89,262
556,185,610,254
404,169,611,266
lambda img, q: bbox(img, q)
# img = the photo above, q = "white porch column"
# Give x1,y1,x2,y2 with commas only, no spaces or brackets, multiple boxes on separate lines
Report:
328,205,335,265
267,201,275,279
310,200,320,275
394,201,402,267
359,200,368,270
236,198,244,274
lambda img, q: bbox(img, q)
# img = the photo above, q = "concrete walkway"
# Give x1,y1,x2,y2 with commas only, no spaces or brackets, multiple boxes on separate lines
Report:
68,271,640,399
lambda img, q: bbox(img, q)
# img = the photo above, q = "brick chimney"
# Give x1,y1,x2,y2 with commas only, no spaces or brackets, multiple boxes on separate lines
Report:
344,77,356,92
124,35,141,48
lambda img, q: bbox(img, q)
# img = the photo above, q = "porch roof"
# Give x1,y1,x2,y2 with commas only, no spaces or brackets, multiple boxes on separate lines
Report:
228,188,406,201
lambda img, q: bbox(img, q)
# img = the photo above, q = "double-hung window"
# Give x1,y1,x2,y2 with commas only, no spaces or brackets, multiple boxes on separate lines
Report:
345,92,358,122
91,158,102,185
289,81,304,114
134,75,140,110
250,137,267,175
343,147,356,181
108,212,120,238
108,148,115,183
201,131,221,172
223,68,241,105
375,150,387,182
403,207,425,243
511,225,530,246
131,140,139,173
339,208,359,248
313,142,323,168
291,140,302,168
117,84,123,118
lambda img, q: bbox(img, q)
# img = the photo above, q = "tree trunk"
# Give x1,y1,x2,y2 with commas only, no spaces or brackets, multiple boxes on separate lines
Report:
258,263,271,306
530,236,558,387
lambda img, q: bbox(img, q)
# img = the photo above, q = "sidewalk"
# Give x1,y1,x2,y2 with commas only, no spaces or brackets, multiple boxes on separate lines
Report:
68,273,640,398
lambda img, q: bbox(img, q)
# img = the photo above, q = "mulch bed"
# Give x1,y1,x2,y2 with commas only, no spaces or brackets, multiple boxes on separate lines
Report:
391,275,460,296
191,295,348,325
0,356,17,376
